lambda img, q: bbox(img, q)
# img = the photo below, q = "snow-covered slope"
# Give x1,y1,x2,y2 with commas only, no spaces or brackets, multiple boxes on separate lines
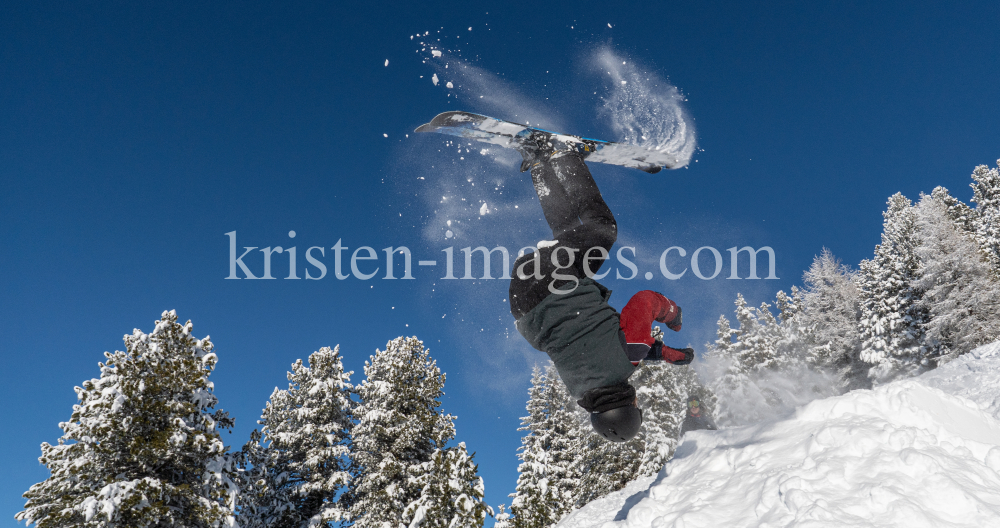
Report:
558,341,1000,528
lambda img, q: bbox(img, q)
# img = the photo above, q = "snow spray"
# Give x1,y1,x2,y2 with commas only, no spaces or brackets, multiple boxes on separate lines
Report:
594,48,697,169
697,352,841,428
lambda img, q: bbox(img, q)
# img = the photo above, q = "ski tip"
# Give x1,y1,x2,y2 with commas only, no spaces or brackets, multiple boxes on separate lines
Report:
414,123,437,133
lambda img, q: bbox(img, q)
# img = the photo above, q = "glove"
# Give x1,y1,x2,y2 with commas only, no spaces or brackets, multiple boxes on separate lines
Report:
666,306,683,332
663,346,694,365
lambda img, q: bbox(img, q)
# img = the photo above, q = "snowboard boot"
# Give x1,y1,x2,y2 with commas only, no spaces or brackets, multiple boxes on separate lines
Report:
512,129,556,172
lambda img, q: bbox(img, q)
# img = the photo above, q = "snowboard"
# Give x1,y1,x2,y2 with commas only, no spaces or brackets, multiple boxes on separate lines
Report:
415,111,682,174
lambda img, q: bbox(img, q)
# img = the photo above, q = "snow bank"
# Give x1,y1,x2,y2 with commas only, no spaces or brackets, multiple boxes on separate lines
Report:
918,340,1000,421
558,341,1000,528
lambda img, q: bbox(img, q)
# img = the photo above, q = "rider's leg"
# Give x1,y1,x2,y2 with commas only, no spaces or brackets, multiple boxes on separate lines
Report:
510,153,617,318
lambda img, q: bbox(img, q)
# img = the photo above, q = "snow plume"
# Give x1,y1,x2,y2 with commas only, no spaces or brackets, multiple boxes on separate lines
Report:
594,48,697,168
698,352,840,428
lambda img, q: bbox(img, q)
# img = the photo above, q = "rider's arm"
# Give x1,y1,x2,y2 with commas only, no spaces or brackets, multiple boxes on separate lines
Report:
620,290,687,365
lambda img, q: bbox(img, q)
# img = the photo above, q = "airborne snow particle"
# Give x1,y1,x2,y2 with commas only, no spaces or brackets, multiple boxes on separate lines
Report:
468,27,472,31
384,59,389,66
608,23,613,28
431,50,442,57
480,203,489,215
446,81,454,89
431,74,439,86
383,133,388,137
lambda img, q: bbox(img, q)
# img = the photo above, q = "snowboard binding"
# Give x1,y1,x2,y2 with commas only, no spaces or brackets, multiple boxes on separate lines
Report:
511,129,558,173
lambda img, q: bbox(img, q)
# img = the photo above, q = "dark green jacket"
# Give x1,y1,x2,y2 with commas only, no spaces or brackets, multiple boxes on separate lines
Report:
514,278,637,398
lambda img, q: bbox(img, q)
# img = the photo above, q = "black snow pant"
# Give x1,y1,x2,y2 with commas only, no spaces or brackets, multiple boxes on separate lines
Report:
509,152,617,319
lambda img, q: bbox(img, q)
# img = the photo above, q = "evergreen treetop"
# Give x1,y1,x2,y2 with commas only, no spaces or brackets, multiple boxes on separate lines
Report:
18,310,237,528
349,336,457,528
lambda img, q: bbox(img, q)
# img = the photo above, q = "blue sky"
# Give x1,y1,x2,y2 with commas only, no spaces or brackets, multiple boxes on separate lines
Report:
2,1,999,524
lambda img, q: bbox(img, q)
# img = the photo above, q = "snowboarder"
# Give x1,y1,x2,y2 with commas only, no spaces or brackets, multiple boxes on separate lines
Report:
509,146,694,443
680,395,717,435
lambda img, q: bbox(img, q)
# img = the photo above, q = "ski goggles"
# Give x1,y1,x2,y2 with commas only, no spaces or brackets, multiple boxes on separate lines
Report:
688,400,700,409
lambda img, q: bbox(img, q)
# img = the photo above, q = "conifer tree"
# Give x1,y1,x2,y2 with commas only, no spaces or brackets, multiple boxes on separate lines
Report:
797,249,865,389
857,193,929,384
773,288,813,371
725,294,781,374
723,294,755,374
774,288,800,324
17,311,238,528
492,505,513,528
710,314,736,358
970,159,1000,273
706,308,757,426
573,403,640,507
402,442,491,528
930,186,976,234
914,195,1000,361
634,362,708,476
510,365,580,528
348,337,457,528
235,430,288,528
238,346,354,528
708,296,799,426
751,302,783,372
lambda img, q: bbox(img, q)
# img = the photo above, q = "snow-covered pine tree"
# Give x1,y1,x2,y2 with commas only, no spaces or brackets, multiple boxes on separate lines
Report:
970,159,1000,274
706,306,756,426
237,346,354,528
710,314,736,359
774,288,800,324
234,429,287,528
402,442,491,528
796,248,865,390
708,295,799,426
17,310,238,528
857,193,929,384
348,336,458,528
730,294,755,368
633,362,707,477
510,366,556,528
914,195,1000,361
930,186,976,235
510,364,581,528
773,288,814,369
492,504,513,528
752,302,783,372
725,294,781,374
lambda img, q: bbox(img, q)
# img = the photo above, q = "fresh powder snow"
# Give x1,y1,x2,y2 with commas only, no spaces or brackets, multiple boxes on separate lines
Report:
557,340,1000,528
